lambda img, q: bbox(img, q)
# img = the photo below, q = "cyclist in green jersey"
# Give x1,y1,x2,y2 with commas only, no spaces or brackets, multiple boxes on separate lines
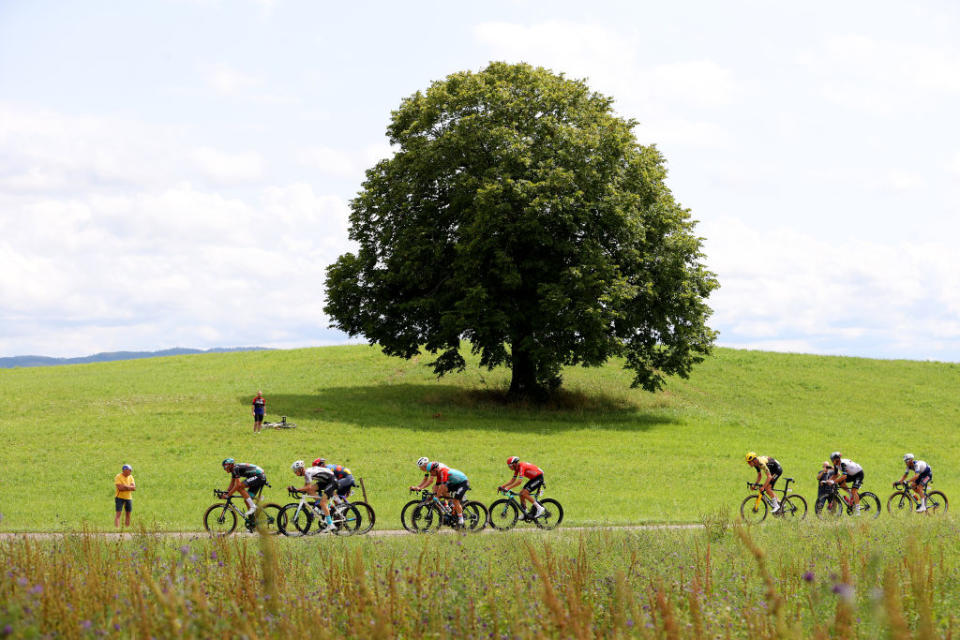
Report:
222,458,266,516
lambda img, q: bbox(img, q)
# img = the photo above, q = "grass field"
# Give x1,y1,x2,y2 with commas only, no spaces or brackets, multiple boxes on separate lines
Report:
2,345,960,531
2,519,959,638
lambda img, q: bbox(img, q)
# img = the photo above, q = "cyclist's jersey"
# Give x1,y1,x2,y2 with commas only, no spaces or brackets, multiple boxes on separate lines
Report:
231,463,265,479
305,465,334,485
252,395,265,413
756,456,781,475
512,461,543,480
432,464,467,485
913,460,930,475
326,464,352,479
837,459,862,476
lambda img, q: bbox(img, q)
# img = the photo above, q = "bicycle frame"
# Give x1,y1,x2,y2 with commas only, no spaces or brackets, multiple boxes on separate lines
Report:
747,477,795,510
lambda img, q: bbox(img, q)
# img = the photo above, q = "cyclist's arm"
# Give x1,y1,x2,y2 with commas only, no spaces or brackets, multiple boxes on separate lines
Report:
501,477,523,490
224,477,240,496
409,474,432,491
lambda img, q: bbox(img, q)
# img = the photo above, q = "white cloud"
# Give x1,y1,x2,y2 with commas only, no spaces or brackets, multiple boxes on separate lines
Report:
297,144,394,179
798,34,960,115
191,147,264,183
203,63,261,95
474,21,736,148
949,151,960,175
701,216,960,358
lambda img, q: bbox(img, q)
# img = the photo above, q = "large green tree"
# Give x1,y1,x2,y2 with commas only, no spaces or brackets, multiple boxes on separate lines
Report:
325,62,719,397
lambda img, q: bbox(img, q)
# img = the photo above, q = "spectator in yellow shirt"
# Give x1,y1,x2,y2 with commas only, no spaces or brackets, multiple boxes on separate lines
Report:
114,464,136,528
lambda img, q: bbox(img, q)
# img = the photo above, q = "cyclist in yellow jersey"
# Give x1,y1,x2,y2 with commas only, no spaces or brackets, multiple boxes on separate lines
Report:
745,452,783,512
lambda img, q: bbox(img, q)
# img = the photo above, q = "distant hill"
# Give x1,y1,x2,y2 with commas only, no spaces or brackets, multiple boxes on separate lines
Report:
0,346,271,368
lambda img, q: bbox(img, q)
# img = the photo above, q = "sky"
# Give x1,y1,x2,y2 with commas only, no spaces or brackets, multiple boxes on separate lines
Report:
2,0,960,361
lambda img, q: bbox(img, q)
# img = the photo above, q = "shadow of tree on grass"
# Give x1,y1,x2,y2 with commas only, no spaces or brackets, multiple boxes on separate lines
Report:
240,384,679,433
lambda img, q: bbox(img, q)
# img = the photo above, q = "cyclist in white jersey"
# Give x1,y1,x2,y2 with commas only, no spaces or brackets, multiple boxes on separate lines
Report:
289,460,338,531
830,452,864,514
897,453,933,512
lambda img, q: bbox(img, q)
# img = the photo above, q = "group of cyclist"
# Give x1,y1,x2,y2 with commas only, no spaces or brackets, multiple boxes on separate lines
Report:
219,457,355,531
746,451,934,514
407,456,546,527
219,454,547,531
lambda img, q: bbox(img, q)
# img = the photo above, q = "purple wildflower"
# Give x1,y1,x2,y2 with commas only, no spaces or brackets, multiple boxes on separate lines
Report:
803,571,815,582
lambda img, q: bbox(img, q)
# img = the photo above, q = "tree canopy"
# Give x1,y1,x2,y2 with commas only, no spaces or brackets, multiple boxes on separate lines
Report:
324,62,719,397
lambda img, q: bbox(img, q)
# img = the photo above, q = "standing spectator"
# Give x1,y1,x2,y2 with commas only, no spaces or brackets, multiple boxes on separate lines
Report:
252,390,265,434
114,464,136,528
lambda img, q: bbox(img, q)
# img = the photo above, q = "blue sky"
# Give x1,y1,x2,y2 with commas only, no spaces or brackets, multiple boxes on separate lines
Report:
2,0,960,360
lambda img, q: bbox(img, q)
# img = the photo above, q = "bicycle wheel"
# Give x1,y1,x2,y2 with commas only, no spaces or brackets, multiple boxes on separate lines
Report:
534,498,563,530
400,500,421,532
333,505,362,536
203,503,237,536
279,503,313,537
251,503,282,535
925,491,949,515
488,499,520,531
814,495,842,520
350,501,376,534
739,495,768,523
858,492,881,518
461,501,488,532
410,504,441,533
886,491,914,516
779,495,807,521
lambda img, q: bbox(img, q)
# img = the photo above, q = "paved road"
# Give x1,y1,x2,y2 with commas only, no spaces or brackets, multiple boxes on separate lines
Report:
0,523,702,540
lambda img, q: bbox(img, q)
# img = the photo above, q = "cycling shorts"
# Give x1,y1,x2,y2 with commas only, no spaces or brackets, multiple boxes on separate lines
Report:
115,498,132,513
316,476,338,498
448,480,469,502
523,473,544,494
243,475,267,495
846,471,864,489
917,468,932,486
336,474,355,497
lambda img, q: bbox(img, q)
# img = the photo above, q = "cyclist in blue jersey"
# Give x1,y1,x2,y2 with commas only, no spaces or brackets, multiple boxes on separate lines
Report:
409,459,469,527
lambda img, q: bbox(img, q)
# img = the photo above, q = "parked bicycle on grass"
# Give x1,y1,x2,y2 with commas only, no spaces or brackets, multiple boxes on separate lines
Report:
739,477,807,523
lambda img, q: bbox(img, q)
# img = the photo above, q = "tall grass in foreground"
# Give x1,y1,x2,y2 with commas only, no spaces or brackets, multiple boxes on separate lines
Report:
3,520,960,639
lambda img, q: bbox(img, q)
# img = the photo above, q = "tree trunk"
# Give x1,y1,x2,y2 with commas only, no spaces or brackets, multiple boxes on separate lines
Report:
509,345,542,398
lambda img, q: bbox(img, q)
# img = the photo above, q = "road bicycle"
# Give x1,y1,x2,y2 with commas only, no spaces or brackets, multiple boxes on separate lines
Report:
277,489,361,536
203,487,282,536
488,487,564,530
739,478,807,523
814,482,881,519
887,480,948,516
400,488,472,531
407,489,488,533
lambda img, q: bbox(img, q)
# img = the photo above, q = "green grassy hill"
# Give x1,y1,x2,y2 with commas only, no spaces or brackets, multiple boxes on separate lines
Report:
3,345,959,531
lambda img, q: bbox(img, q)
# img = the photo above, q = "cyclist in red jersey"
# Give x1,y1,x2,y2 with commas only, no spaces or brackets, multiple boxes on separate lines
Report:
499,456,545,519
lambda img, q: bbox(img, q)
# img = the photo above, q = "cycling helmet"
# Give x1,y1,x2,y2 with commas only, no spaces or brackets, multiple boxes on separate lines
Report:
830,451,841,461
313,457,326,467
903,453,915,462
221,458,235,467
507,456,520,466
291,460,305,472
416,456,429,468
745,452,757,463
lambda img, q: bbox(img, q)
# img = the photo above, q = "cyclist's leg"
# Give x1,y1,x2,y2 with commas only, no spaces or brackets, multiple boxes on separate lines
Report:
850,472,863,506
524,475,545,514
